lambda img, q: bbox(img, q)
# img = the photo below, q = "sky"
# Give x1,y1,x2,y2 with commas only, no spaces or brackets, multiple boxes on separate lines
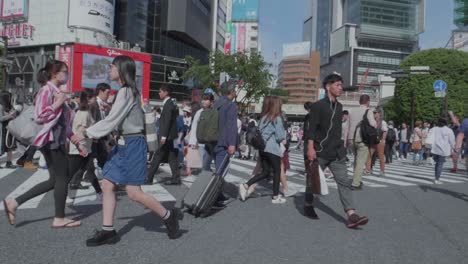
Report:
259,0,456,67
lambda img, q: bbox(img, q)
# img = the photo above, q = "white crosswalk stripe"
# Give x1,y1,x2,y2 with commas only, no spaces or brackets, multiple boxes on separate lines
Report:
0,150,466,211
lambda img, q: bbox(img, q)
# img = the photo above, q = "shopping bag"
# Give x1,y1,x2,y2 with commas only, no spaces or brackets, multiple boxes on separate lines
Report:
186,147,202,169
306,160,329,196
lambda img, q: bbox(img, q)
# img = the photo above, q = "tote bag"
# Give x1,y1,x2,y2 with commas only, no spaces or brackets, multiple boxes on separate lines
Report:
6,106,43,146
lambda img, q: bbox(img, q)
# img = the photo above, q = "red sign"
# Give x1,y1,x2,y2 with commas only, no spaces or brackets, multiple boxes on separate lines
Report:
57,45,73,93
70,43,151,100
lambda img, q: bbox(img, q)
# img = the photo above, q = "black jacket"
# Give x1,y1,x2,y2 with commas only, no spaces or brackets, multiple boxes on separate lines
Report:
159,98,178,140
305,97,346,161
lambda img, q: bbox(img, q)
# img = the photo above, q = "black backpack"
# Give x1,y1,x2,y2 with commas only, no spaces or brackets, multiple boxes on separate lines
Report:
386,128,396,143
245,121,266,150
360,109,379,146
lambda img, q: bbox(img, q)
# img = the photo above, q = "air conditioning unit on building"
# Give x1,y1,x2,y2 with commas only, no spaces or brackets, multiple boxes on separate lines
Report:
119,41,131,50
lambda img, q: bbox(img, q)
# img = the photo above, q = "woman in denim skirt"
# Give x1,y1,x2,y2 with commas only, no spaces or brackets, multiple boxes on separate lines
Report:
72,55,181,247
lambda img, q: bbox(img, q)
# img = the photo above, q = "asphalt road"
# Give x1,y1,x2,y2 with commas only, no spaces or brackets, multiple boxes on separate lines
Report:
1,151,467,264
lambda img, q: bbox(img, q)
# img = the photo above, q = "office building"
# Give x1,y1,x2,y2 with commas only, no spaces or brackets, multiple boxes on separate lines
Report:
278,42,320,104
304,0,425,95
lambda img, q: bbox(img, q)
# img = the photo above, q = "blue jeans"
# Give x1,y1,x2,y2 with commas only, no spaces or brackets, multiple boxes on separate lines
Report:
433,154,445,180
399,142,408,158
413,148,423,162
198,144,212,171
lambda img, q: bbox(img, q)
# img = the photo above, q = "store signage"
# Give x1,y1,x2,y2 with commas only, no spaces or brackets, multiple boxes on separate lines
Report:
0,22,35,46
0,0,28,20
106,49,122,57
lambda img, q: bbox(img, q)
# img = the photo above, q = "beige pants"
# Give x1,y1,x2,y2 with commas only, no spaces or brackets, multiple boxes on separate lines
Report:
352,141,369,187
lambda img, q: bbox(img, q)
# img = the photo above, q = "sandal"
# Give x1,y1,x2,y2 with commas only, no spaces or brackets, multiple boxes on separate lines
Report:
3,199,16,225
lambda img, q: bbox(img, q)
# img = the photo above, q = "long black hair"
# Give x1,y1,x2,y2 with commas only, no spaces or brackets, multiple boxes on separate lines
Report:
37,60,68,86
79,89,95,111
0,91,12,112
112,55,139,99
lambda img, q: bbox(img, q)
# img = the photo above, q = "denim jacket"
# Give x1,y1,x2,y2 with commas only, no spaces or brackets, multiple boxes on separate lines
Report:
260,116,286,157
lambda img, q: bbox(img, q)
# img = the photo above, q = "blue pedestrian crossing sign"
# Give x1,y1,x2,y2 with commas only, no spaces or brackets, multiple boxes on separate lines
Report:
433,80,447,92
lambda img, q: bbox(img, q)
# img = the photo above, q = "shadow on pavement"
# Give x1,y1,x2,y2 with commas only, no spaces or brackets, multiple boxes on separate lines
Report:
293,193,347,224
419,185,468,202
116,201,187,239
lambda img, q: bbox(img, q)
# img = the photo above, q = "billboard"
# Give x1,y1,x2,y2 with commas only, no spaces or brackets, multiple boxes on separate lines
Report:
282,41,311,58
453,31,468,52
231,24,237,54
68,0,115,35
56,45,74,93
237,24,246,53
232,0,259,21
70,43,151,99
0,0,28,20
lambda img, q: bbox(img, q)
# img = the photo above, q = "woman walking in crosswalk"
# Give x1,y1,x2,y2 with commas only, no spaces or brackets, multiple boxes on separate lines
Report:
71,55,181,246
430,118,456,184
3,60,83,228
238,96,287,204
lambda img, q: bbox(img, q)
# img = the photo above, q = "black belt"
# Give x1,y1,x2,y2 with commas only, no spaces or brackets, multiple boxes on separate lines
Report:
121,132,144,138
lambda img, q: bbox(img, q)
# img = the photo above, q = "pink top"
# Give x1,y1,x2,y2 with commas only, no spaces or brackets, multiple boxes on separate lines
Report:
33,82,74,148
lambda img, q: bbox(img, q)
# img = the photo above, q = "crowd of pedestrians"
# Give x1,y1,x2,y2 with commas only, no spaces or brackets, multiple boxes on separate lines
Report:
1,58,467,246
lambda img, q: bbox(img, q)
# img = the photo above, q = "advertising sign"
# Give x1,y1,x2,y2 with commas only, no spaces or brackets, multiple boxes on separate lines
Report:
70,43,151,99
0,0,28,20
232,0,259,21
231,24,237,55
224,21,232,55
0,22,34,46
282,41,311,58
68,0,115,35
56,45,74,93
237,24,246,53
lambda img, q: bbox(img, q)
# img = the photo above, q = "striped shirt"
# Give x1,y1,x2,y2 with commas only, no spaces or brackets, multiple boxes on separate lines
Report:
33,82,73,148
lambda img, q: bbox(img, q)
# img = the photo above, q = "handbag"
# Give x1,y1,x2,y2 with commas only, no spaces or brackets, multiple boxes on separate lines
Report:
412,141,422,150
6,106,43,146
186,147,202,168
306,160,329,196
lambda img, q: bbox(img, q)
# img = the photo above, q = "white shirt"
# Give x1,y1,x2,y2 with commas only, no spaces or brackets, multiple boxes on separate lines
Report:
189,109,203,145
237,118,242,134
97,97,108,119
430,126,455,156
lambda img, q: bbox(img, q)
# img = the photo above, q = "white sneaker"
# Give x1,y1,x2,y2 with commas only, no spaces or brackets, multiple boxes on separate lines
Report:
434,180,443,184
66,197,75,206
239,183,248,201
246,184,256,198
271,195,287,204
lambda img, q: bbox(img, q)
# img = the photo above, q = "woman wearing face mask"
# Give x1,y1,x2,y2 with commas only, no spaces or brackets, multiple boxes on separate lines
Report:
72,55,181,246
3,60,84,228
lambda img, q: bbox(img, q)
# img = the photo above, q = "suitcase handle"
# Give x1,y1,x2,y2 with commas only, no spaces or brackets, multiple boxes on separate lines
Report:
214,154,232,178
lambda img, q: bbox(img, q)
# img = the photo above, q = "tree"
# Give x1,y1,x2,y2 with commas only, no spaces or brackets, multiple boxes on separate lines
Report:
385,49,468,125
182,51,273,105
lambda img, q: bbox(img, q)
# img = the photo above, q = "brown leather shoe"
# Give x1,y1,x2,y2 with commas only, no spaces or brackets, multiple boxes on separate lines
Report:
23,161,38,170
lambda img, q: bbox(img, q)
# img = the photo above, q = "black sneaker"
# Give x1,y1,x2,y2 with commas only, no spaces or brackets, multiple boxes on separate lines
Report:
346,214,369,228
304,206,319,219
70,184,89,190
351,182,363,191
5,162,16,169
86,229,119,247
164,209,181,239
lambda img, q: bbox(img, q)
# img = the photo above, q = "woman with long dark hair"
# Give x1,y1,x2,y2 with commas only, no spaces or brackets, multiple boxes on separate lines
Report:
67,89,102,202
0,91,17,168
238,96,287,204
3,60,83,228
72,55,181,246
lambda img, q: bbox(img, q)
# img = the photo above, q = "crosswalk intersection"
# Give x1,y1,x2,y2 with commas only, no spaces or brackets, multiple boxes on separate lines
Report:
0,151,467,212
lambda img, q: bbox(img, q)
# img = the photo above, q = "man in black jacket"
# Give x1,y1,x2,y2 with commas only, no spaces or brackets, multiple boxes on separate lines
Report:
146,86,181,185
305,73,368,228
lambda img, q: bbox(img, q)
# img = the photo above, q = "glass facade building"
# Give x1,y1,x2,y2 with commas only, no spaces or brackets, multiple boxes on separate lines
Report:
455,0,468,29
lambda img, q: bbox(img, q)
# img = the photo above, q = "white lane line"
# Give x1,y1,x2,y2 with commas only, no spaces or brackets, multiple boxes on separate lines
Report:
73,188,100,205
0,169,50,210
360,175,415,186
0,168,17,180
378,166,464,183
141,184,176,202
384,164,468,181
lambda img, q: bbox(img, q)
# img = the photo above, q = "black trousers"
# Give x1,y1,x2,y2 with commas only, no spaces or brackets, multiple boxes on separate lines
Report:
384,141,394,163
68,155,102,193
15,146,70,218
18,145,37,162
246,151,281,196
146,140,179,183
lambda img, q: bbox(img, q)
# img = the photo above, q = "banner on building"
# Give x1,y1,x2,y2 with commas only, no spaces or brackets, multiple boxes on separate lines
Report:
68,0,115,35
224,21,232,55
0,0,28,21
56,45,74,93
282,41,311,58
232,0,259,21
237,24,246,53
231,24,237,55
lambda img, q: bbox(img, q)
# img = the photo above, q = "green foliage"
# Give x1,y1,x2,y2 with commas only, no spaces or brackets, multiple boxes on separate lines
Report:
182,51,273,105
387,49,468,125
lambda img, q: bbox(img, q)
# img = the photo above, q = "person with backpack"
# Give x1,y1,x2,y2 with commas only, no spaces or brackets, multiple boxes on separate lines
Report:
238,96,287,204
345,94,377,190
305,73,368,228
190,93,215,172
366,109,387,177
385,121,397,163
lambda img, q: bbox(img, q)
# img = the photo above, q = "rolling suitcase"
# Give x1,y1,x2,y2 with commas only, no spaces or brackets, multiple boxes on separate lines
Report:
182,155,231,217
